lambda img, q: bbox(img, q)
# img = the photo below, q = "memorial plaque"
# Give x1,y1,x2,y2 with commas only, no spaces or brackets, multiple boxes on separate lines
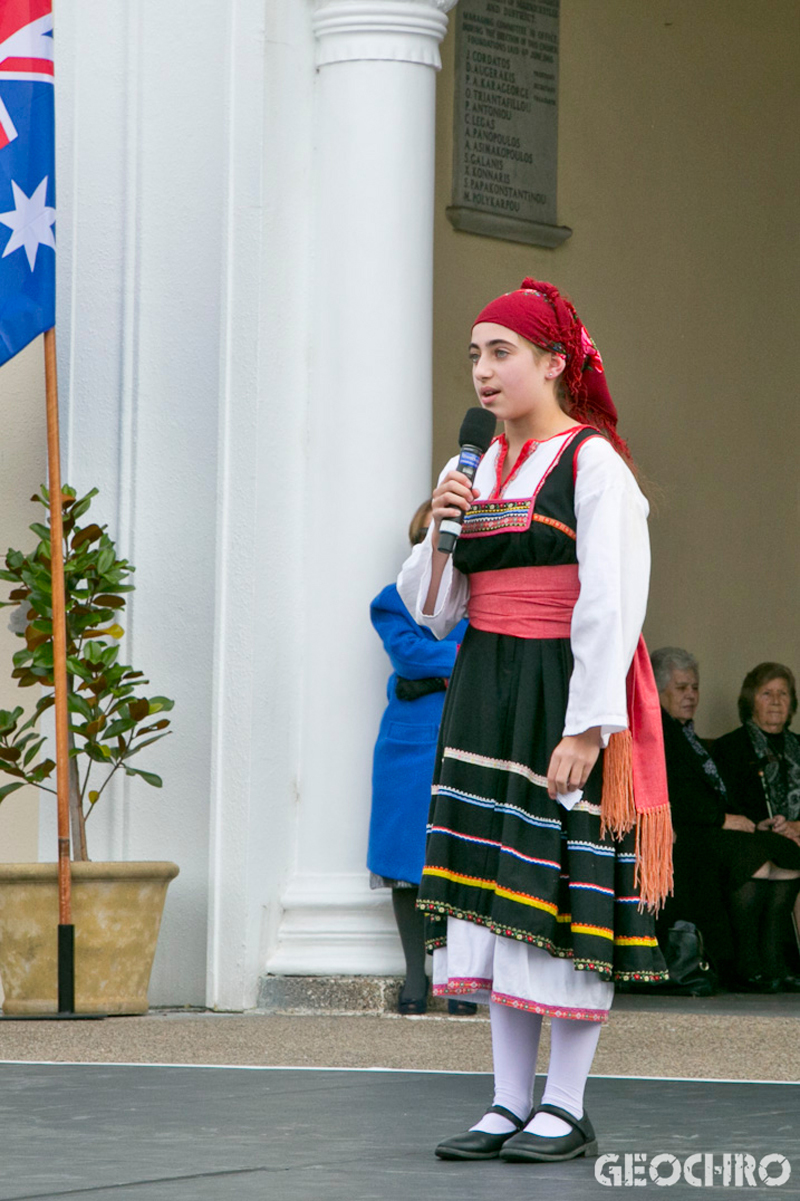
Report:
448,0,571,248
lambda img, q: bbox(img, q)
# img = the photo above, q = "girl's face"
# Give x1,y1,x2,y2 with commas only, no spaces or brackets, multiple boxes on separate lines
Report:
469,323,564,425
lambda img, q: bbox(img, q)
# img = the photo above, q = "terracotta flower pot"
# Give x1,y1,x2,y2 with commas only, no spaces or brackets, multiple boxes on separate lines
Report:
0,861,179,1015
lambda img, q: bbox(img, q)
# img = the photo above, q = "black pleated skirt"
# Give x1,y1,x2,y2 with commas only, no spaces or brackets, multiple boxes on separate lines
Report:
417,625,668,984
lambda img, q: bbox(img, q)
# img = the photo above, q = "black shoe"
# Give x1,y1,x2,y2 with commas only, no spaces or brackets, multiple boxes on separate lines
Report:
447,998,478,1016
398,977,429,1015
778,976,800,993
732,974,781,995
435,1105,526,1160
499,1104,598,1163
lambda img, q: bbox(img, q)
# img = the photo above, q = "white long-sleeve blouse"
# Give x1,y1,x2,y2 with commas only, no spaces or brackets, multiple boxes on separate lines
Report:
396,430,650,744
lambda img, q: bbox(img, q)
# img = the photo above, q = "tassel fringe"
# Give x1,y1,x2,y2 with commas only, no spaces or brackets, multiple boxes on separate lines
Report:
602,729,674,914
634,805,674,914
600,730,636,838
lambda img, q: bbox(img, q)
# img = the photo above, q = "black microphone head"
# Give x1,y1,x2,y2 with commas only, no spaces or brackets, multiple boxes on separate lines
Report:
459,406,496,452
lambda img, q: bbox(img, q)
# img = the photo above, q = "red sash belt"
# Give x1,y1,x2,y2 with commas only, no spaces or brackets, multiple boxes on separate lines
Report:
467,565,673,910
469,564,579,639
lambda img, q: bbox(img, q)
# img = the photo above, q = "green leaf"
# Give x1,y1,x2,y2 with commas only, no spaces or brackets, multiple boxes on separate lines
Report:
96,548,115,575
23,737,47,767
29,523,51,541
0,781,26,803
124,767,163,788
100,644,120,667
103,717,136,740
29,758,55,781
31,643,54,669
84,641,106,664
125,732,170,754
67,693,94,720
149,696,175,713
84,743,111,763
0,706,24,735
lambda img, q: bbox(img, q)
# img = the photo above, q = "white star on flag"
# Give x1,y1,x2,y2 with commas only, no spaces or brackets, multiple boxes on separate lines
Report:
0,177,56,270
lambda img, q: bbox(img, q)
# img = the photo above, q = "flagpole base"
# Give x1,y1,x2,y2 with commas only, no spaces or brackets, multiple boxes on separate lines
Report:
57,922,75,1013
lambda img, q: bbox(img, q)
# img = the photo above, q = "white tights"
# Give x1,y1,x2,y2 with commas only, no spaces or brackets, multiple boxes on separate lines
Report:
472,1000,602,1136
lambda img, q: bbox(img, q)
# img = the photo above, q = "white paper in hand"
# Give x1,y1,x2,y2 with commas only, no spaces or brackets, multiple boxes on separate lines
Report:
556,788,583,811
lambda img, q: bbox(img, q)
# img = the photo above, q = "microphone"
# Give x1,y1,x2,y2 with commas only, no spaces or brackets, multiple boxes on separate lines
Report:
437,406,497,554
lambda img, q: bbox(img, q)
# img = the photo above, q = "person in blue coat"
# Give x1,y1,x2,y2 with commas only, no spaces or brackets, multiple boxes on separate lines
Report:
368,501,468,1014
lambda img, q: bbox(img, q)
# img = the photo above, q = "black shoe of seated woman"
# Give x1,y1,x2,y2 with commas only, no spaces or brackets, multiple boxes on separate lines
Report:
499,1104,598,1163
434,1105,526,1160
778,975,800,993
732,974,781,995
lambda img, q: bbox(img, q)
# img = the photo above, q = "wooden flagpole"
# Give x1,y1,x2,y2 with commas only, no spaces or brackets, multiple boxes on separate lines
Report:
43,326,75,1013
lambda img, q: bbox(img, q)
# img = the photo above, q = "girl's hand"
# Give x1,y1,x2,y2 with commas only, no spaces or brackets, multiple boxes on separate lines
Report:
431,470,480,533
547,728,602,799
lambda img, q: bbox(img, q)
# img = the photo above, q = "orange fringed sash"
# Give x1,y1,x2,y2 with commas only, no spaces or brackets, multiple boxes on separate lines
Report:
468,566,673,911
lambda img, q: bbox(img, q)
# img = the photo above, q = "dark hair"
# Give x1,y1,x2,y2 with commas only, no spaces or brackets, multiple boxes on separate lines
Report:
408,499,433,546
738,662,798,726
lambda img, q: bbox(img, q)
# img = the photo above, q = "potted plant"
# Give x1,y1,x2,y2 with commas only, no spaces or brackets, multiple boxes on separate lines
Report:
0,485,178,1014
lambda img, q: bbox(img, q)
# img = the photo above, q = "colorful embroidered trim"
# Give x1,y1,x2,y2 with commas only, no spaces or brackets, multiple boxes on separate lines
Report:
490,992,609,1024
532,513,576,540
432,977,492,995
417,900,616,978
443,746,549,790
571,922,614,941
427,826,561,872
432,784,563,832
422,866,559,916
418,902,670,983
462,499,531,537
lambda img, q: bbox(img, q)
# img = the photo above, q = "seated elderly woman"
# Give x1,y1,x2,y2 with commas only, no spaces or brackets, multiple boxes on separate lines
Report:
653,647,800,992
713,663,800,841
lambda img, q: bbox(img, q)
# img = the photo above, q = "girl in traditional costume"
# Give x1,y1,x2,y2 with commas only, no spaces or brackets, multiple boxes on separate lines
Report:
397,279,672,1163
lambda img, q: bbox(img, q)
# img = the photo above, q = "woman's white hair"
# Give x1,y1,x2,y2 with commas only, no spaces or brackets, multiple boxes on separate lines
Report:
650,646,699,693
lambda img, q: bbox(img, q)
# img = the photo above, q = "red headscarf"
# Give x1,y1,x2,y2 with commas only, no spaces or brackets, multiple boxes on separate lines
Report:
474,279,630,460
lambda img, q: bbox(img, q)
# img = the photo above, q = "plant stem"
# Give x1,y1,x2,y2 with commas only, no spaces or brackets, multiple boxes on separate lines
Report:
67,720,88,861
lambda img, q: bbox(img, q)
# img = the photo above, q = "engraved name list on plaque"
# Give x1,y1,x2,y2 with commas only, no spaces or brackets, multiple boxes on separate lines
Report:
448,0,571,248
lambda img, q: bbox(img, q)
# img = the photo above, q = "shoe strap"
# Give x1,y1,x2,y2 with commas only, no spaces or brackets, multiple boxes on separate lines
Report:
487,1104,525,1131
536,1103,590,1138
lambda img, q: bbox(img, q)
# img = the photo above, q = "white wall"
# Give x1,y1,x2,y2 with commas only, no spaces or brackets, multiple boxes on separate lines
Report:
49,0,315,1005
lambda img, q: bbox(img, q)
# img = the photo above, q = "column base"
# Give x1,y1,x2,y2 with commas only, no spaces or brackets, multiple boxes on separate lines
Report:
265,872,406,976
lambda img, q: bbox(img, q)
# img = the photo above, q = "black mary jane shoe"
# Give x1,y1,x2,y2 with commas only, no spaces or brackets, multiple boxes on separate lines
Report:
499,1104,598,1163
435,1105,526,1161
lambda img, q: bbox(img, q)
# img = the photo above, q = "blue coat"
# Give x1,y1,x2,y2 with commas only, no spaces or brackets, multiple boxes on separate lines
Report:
367,583,467,886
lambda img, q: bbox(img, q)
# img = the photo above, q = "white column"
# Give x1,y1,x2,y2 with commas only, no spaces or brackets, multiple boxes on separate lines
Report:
266,0,455,975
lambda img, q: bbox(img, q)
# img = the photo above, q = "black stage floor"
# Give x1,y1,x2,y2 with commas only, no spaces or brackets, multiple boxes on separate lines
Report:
1,1064,797,1200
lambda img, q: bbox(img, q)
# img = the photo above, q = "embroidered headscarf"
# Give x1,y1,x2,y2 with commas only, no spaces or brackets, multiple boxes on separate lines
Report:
474,279,630,460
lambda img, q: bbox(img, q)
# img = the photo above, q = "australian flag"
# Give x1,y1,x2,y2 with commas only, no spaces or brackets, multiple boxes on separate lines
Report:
0,0,55,366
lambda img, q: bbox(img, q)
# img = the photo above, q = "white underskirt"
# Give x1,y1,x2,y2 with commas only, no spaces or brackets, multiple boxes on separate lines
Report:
432,917,614,1023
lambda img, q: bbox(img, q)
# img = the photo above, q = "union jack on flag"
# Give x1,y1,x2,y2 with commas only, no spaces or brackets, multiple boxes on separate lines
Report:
0,0,55,366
